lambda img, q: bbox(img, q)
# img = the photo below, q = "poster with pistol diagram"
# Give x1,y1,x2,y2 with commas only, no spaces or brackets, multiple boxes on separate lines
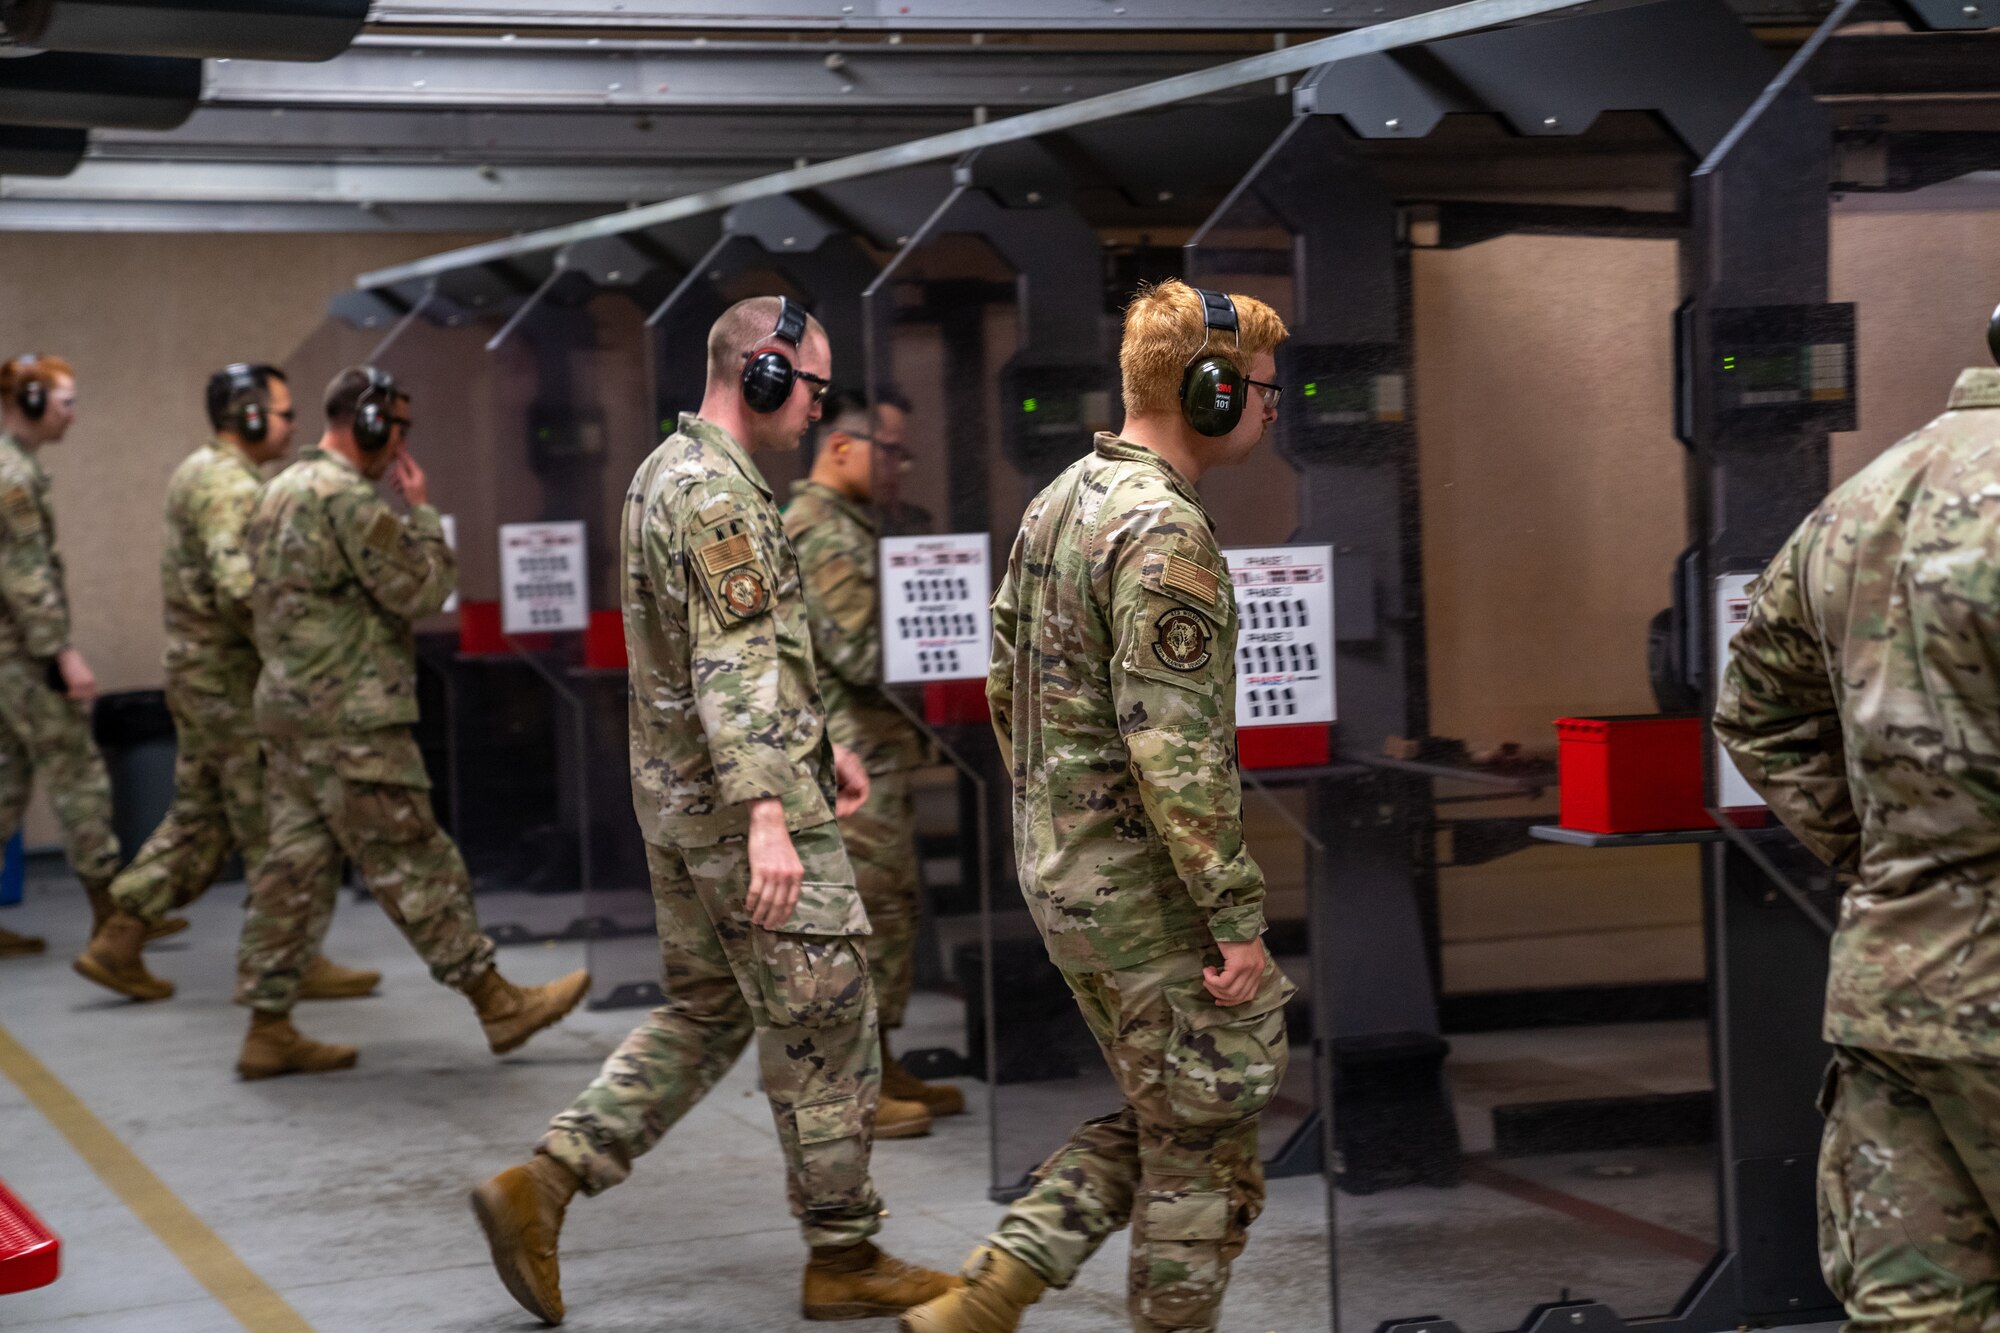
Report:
1222,544,1336,728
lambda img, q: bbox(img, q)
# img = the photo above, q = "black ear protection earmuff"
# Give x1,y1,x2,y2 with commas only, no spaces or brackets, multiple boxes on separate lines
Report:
13,354,45,423
1988,300,2000,366
223,363,268,445
740,297,809,415
1180,289,1245,438
354,366,397,452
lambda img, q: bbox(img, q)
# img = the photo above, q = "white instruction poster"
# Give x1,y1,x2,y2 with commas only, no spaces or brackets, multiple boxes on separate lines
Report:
500,520,588,634
1713,572,1766,809
1223,544,1336,727
880,532,991,683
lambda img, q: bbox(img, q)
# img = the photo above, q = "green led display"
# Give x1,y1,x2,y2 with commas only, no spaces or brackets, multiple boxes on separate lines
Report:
1022,397,1038,413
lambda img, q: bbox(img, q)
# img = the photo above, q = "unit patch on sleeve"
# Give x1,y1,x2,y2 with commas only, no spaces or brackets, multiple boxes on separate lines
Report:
1153,606,1213,672
717,566,770,619
0,486,38,538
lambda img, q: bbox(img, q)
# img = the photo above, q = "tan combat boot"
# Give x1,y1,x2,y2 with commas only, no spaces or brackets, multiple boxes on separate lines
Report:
0,925,46,957
802,1240,960,1321
899,1247,1046,1333
297,955,382,1000
71,913,174,1001
884,1045,967,1118
468,967,591,1055
235,1012,359,1080
877,1093,934,1140
470,1153,578,1326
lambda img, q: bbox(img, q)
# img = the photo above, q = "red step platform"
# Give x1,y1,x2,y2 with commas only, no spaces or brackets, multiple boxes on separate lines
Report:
0,1178,59,1295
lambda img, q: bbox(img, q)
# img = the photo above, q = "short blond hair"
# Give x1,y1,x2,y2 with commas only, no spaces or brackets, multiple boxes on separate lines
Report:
1119,280,1287,417
706,295,827,384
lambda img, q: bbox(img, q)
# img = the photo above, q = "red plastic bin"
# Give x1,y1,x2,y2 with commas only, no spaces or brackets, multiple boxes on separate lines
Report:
1554,715,1711,835
0,1178,59,1295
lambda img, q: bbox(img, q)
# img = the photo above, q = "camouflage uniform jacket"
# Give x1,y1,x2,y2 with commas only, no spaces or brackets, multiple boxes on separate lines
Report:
1717,367,2000,1063
988,432,1266,973
0,431,71,663
247,447,454,746
782,479,927,775
623,413,836,849
161,439,262,721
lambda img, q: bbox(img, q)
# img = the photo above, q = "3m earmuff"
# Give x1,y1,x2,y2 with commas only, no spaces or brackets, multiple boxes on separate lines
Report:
13,354,45,422
223,363,268,445
740,297,809,414
354,366,397,452
1180,289,1245,438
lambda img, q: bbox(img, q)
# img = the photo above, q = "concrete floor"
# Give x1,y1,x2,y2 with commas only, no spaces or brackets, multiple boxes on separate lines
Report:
0,871,1331,1333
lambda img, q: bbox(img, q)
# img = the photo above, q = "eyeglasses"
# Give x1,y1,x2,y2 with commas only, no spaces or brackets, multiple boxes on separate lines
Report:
273,409,298,423
795,369,834,403
389,415,413,431
835,431,911,462
1247,378,1283,408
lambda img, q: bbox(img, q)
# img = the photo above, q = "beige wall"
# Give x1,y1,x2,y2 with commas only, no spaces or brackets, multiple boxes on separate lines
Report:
0,230,493,843
1830,208,2000,484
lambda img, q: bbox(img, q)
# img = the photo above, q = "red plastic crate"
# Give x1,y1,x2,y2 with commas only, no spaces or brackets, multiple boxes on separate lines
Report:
0,1178,59,1295
584,609,627,671
1554,715,1711,835
1241,724,1332,770
924,679,990,727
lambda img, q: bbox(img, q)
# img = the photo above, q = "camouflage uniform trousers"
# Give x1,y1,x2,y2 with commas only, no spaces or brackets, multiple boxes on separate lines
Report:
109,694,267,924
236,728,493,1014
844,767,920,1030
0,653,119,892
989,949,1291,1333
1819,1044,2000,1332
539,820,888,1249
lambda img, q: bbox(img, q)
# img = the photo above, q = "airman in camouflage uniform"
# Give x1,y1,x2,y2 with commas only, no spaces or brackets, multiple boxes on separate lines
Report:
473,299,954,1327
0,354,122,961
785,387,962,1131
74,365,376,1003
907,281,1293,1333
231,365,586,1080
1716,366,2000,1333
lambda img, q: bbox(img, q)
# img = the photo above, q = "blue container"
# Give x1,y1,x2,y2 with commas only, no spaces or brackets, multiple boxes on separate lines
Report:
0,831,23,908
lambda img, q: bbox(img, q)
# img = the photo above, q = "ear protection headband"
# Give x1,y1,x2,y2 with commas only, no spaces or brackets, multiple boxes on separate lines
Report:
13,354,45,423
354,366,397,452
740,297,809,415
1180,289,1245,438
222,363,269,445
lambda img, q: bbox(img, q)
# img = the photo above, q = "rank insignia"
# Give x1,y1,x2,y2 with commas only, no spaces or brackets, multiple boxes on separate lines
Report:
719,567,770,618
1153,606,1212,672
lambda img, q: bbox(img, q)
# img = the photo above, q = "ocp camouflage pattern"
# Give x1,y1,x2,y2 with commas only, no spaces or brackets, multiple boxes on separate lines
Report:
991,948,1294,1331
0,432,72,662
623,413,835,849
540,811,885,1247
161,440,262,719
247,448,455,738
782,478,928,775
988,432,1267,972
1717,368,2000,1064
1818,1045,2000,1328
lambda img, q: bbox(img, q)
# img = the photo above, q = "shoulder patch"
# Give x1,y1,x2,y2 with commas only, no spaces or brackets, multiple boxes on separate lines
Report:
1163,552,1220,606
0,485,39,537
717,567,771,619
697,497,741,527
365,509,402,553
696,531,755,577
1153,606,1214,672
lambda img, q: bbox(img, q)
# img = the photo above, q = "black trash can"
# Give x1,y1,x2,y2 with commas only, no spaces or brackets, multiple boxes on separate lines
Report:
92,690,177,862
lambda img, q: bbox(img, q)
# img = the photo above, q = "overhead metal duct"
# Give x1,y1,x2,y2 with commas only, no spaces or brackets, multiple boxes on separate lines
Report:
0,123,83,174
1,0,368,61
0,52,198,129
